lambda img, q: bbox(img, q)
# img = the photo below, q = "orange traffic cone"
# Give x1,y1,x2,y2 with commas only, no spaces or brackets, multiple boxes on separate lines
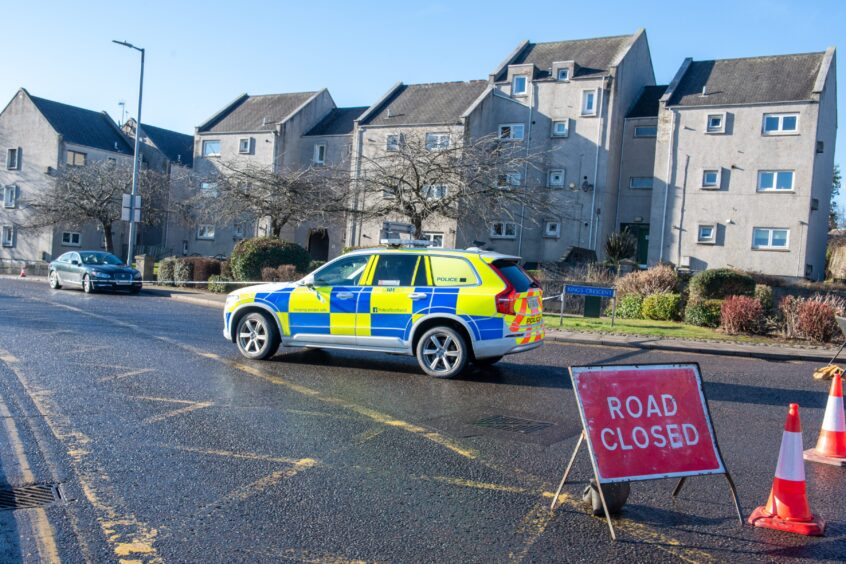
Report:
748,404,825,536
804,373,846,466
19,266,26,278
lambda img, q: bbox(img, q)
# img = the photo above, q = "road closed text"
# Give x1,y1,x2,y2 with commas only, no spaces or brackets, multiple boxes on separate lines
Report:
599,394,700,451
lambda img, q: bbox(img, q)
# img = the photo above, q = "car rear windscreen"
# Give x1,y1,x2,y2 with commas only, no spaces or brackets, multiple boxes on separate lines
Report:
492,260,537,292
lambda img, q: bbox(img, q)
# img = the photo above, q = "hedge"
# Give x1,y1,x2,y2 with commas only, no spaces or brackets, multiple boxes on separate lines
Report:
688,269,755,300
642,293,682,321
157,257,177,287
207,275,234,294
230,237,310,281
684,299,723,327
616,294,644,319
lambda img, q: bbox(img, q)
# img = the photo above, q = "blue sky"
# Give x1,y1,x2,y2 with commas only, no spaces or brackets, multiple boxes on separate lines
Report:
2,0,843,198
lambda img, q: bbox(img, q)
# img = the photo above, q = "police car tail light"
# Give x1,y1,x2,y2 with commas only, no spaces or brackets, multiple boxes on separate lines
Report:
491,266,517,315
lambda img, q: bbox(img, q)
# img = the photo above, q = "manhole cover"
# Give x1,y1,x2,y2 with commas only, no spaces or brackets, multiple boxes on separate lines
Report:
473,415,553,434
0,484,59,511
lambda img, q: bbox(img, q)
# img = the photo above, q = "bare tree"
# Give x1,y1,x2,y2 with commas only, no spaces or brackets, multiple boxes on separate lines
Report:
24,159,169,253
353,132,566,237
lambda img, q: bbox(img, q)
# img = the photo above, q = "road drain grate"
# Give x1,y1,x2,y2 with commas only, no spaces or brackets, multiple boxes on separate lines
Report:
0,484,59,511
473,415,553,434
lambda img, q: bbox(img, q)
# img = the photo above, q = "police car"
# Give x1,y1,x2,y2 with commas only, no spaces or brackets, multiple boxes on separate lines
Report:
223,246,543,378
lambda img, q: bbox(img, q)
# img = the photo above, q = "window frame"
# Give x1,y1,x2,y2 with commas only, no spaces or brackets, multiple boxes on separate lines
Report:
386,134,402,152
701,169,720,189
422,232,444,248
697,224,716,244
706,113,725,134
425,132,450,151
196,224,216,241
422,184,448,200
66,150,87,167
369,253,422,287
544,221,561,238
313,143,326,165
757,170,795,192
581,90,597,116
61,231,81,247
511,75,528,95
238,138,251,154
1,225,13,248
201,139,221,157
752,227,790,250
497,171,521,188
3,184,17,208
557,68,570,81
498,123,525,141
551,119,569,138
633,125,657,138
762,113,799,136
547,169,566,188
628,177,653,190
6,148,20,170
490,221,518,240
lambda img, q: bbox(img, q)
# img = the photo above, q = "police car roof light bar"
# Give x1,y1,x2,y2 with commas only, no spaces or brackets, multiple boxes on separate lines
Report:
380,238,434,248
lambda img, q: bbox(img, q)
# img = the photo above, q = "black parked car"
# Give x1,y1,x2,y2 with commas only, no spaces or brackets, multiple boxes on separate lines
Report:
48,251,142,294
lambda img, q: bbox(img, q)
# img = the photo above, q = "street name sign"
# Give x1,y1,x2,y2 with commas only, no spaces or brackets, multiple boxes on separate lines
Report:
564,284,615,298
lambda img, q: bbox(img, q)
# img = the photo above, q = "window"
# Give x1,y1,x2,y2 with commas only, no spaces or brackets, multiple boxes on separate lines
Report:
422,232,444,248
706,114,725,133
370,254,419,286
634,126,657,138
581,90,597,116
202,140,221,157
752,228,789,250
548,170,565,188
6,148,20,170
1,226,13,248
497,172,521,188
551,120,569,138
313,143,326,165
816,141,824,154
430,256,478,286
313,255,370,286
490,221,517,239
498,124,524,141
757,170,794,192
425,133,450,151
512,75,527,95
557,68,570,81
66,150,86,167
386,134,402,151
3,185,17,208
238,138,251,154
61,232,81,247
697,225,716,244
196,224,215,240
702,169,720,189
629,177,653,190
544,221,561,238
200,182,219,197
422,184,448,200
811,198,820,211
763,113,799,135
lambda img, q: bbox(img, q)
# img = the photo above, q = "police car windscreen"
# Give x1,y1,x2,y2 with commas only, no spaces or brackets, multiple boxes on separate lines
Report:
492,260,536,292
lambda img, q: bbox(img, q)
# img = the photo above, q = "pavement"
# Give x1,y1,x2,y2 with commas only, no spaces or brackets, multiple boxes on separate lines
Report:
0,276,844,562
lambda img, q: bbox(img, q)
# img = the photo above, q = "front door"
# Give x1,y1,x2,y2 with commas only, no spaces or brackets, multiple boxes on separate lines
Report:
621,223,650,267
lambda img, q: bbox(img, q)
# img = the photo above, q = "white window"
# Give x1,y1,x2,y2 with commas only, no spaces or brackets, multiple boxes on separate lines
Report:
490,222,517,239
763,113,799,135
1,225,13,248
557,68,570,81
386,134,401,151
551,120,569,138
196,224,215,240
61,232,81,247
238,138,251,154
629,177,653,190
422,232,444,248
202,140,221,157
706,114,725,134
757,170,794,192
581,90,597,116
422,184,448,200
313,143,326,165
548,170,565,188
544,221,561,238
498,124,524,141
512,75,528,95
6,148,20,170
66,150,86,167
701,169,720,189
200,182,218,197
697,224,716,244
752,227,789,250
3,185,17,208
425,132,450,151
497,172,521,188
634,125,656,138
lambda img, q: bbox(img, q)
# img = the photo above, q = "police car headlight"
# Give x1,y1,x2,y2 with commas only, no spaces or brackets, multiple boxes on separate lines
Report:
91,271,111,279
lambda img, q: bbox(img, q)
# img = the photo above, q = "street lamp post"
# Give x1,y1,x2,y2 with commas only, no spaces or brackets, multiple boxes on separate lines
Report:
113,40,144,265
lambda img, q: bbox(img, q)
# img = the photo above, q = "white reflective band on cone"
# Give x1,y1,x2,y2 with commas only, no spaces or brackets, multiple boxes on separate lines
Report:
822,396,846,432
775,431,806,481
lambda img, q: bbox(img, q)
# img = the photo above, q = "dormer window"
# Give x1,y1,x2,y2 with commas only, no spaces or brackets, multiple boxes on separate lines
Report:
512,75,528,95
557,68,570,81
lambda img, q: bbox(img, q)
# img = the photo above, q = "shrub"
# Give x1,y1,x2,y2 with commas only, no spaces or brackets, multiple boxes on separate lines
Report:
642,293,682,321
689,269,755,300
182,257,221,283
156,257,177,287
779,295,802,338
220,260,233,279
261,264,301,283
754,284,774,313
173,259,193,288
604,230,636,266
615,264,678,298
684,299,723,327
720,295,764,334
808,292,846,316
230,237,310,281
616,294,644,319
207,275,234,294
308,260,326,273
797,300,838,343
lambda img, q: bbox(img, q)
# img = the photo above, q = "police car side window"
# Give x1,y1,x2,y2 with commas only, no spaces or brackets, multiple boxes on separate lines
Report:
370,255,418,287
313,255,369,286
430,256,478,286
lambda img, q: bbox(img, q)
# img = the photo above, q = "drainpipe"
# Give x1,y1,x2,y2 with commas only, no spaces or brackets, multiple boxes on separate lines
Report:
613,121,627,232
350,126,365,246
659,109,677,263
588,79,607,250
517,80,535,258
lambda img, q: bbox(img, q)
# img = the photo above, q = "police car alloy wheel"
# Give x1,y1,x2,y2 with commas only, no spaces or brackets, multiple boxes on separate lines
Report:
416,326,467,378
236,312,280,360
49,271,61,289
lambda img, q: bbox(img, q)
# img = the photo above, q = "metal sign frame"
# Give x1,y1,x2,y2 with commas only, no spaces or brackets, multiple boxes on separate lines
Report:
550,362,742,541
557,284,617,328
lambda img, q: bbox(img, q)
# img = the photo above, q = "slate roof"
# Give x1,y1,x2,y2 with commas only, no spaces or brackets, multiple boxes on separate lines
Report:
361,81,488,126
627,85,668,118
140,123,194,167
494,35,632,81
304,106,368,136
667,52,825,107
198,92,318,133
29,95,132,154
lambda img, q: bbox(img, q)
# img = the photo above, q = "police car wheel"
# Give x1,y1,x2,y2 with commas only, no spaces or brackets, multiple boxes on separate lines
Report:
236,312,280,360
416,326,467,379
49,271,62,289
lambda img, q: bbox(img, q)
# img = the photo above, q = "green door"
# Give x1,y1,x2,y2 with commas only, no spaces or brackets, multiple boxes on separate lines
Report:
621,224,649,266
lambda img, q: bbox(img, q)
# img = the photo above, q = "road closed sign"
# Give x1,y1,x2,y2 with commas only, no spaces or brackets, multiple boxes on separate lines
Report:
570,363,726,483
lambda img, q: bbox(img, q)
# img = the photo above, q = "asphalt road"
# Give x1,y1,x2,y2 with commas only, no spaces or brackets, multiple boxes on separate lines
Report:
0,277,844,563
